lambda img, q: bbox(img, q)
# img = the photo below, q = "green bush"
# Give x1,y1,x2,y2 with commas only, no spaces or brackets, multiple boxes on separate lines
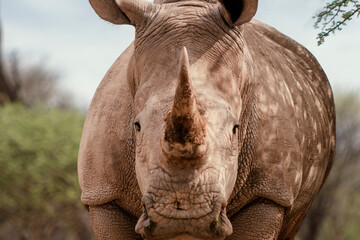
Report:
0,103,92,239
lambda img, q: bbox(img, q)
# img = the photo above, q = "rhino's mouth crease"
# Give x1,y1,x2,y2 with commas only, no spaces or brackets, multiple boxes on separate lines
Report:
135,166,233,239
135,202,232,239
135,207,232,240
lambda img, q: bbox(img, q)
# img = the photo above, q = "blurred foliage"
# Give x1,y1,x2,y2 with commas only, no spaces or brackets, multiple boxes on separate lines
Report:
0,103,91,240
1,18,83,238
314,0,360,45
298,92,360,240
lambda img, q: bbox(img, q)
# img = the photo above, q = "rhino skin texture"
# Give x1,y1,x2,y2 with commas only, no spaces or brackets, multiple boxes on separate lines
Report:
78,0,335,239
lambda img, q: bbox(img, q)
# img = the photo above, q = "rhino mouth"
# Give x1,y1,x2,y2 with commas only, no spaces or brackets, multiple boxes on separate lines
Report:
135,201,232,239
135,168,233,239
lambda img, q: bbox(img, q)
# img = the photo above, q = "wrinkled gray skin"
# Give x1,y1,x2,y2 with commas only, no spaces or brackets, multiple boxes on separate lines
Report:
78,0,335,239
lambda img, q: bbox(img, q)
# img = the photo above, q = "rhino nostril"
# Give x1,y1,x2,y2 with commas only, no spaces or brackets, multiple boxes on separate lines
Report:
209,205,226,236
209,219,222,236
209,203,232,237
175,201,181,210
144,217,155,236
135,203,156,237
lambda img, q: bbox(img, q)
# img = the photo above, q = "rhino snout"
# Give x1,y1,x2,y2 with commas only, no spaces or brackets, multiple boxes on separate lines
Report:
135,167,233,240
135,200,232,240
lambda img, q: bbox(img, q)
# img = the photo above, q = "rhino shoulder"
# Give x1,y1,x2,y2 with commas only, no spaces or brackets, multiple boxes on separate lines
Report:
244,19,334,113
229,20,335,216
78,43,142,217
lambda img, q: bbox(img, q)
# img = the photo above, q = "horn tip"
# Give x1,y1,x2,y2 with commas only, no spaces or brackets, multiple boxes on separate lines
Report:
181,46,189,61
179,47,190,74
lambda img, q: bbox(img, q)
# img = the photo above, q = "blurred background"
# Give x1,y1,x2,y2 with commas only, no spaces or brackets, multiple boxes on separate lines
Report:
0,0,359,239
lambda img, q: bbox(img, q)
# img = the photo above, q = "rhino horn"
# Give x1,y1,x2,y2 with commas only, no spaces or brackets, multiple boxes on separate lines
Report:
163,47,206,160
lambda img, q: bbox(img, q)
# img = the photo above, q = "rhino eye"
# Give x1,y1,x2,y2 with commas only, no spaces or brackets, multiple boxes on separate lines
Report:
232,124,239,134
134,121,141,132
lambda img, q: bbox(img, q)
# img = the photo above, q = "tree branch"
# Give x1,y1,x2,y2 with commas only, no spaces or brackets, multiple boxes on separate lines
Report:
317,6,360,45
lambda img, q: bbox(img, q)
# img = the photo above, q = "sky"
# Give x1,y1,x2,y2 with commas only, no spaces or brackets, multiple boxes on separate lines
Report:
2,0,360,108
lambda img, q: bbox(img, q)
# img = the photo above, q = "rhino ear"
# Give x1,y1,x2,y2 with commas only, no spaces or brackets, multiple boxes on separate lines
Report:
219,0,258,26
89,0,155,26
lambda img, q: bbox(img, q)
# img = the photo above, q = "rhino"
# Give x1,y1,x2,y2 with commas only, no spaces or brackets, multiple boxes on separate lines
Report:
78,0,336,239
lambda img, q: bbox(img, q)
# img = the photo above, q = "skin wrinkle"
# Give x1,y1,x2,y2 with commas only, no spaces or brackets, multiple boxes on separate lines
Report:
134,4,244,79
227,95,258,213
210,7,245,54
144,167,223,220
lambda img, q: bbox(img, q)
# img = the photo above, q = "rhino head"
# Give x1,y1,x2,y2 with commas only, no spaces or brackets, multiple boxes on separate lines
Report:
134,47,239,239
89,0,258,239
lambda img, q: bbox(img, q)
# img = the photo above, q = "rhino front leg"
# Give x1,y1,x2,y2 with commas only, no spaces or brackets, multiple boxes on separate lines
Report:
228,199,285,240
89,201,142,240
